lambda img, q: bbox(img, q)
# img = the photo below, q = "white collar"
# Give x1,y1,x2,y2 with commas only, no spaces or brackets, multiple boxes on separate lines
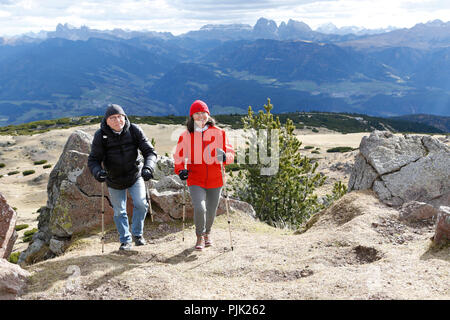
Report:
194,124,209,132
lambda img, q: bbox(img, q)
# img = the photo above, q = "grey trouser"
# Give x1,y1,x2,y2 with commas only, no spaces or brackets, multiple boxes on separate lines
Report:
188,185,222,236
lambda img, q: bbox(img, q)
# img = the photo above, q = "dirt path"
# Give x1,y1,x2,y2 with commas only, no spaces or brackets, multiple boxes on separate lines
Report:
19,191,449,300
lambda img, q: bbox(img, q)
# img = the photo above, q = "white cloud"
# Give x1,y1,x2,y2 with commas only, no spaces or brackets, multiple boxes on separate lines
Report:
0,0,449,37
167,0,329,11
0,9,10,17
289,0,450,29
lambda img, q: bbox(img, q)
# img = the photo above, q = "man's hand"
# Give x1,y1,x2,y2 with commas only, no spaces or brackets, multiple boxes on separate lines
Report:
178,169,188,181
141,167,154,181
95,169,107,182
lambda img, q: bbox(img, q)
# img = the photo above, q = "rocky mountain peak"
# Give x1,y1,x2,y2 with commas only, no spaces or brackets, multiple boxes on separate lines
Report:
286,19,312,32
253,17,278,37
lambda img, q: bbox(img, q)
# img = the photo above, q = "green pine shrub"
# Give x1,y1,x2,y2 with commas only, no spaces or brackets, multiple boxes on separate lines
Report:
229,98,346,229
23,228,38,242
327,147,355,153
225,163,241,172
8,251,21,264
22,170,35,176
15,224,29,231
23,228,38,237
23,235,33,242
322,181,348,206
33,160,47,165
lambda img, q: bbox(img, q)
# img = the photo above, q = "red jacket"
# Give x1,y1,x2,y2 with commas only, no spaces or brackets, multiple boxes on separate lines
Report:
174,125,234,188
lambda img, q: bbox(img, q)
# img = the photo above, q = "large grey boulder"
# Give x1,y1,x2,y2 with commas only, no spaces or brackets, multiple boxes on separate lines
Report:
348,154,378,190
19,130,119,265
358,131,425,175
381,152,449,206
398,201,437,221
433,206,450,246
0,193,18,260
41,130,117,237
152,156,174,180
18,238,51,266
0,258,30,300
150,175,193,221
349,131,450,208
218,196,256,219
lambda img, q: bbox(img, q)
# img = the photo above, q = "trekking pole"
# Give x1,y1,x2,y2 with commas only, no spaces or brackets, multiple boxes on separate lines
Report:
182,158,187,242
101,182,105,254
146,180,153,223
221,162,234,251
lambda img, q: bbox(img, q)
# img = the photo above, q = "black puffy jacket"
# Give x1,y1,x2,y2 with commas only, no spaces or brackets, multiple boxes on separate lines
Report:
88,116,157,190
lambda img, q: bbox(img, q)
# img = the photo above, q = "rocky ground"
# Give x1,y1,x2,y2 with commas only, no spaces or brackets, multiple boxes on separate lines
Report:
18,190,449,300
0,124,448,300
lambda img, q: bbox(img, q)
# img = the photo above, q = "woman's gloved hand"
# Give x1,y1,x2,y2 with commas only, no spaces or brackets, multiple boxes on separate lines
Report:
216,148,226,163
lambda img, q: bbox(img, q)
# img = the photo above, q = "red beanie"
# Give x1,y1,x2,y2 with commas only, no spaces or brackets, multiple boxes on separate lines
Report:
189,100,210,117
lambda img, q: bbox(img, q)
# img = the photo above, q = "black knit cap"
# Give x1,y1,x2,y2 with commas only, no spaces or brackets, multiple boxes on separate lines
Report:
104,104,126,119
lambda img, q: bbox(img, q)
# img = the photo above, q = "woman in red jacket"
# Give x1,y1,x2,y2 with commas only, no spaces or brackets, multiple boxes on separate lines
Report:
174,100,234,250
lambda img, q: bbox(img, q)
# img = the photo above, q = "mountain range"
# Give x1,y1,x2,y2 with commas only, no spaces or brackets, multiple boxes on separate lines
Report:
0,18,449,126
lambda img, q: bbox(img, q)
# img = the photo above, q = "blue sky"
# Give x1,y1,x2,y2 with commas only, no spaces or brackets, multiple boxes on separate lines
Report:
0,0,449,37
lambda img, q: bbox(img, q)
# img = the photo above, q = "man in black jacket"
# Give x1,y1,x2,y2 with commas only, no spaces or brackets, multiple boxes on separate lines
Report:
88,104,157,251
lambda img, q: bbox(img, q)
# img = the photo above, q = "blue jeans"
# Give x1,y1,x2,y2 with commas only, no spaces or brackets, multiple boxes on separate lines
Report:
108,177,148,244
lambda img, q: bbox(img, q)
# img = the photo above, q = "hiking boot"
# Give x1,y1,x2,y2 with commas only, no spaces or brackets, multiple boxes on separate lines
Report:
119,242,132,251
204,233,213,247
132,235,147,246
195,235,204,251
